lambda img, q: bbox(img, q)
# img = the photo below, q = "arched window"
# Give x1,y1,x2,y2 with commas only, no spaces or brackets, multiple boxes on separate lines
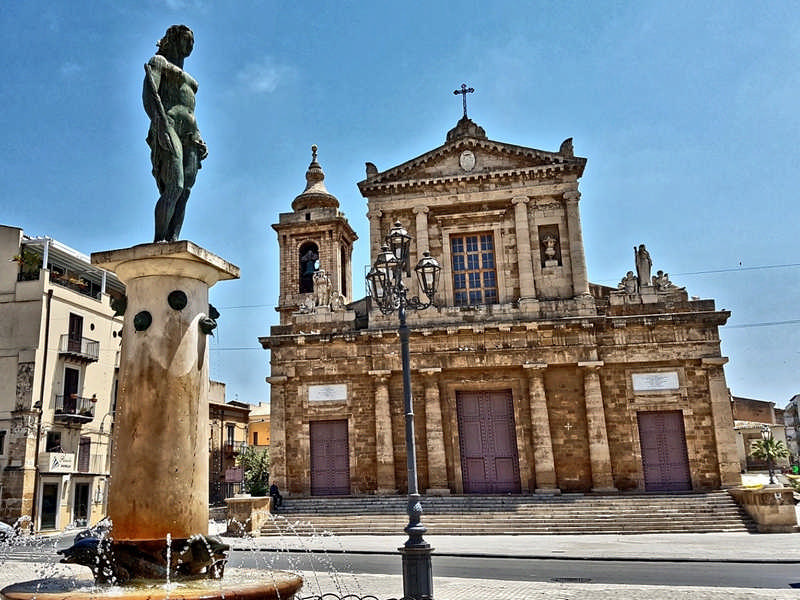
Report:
299,242,319,294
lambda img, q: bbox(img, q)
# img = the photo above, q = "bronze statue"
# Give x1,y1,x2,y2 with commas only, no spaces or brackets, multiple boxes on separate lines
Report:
144,25,208,242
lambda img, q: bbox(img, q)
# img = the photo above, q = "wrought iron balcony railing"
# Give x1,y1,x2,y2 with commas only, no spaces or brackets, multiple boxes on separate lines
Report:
54,394,96,423
59,334,99,362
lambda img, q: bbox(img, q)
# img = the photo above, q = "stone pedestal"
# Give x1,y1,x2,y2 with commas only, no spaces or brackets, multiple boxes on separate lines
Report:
92,242,239,541
225,495,272,536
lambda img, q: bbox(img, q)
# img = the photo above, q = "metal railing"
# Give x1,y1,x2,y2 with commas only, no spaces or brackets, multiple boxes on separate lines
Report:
54,394,96,419
59,334,99,361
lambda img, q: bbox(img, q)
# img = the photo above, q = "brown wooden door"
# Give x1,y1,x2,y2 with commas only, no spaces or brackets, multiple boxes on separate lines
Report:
638,411,692,492
457,390,521,494
310,420,350,496
68,313,83,353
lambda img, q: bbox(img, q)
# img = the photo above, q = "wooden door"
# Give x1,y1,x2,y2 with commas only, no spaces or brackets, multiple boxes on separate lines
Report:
638,411,692,492
68,313,83,353
310,420,350,496
457,390,521,494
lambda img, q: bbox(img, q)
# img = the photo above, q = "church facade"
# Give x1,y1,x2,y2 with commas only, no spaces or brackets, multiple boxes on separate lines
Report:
260,115,740,497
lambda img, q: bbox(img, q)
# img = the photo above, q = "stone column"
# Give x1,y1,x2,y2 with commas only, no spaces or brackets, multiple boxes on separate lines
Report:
370,369,396,494
564,191,590,297
702,357,741,487
523,363,559,493
420,368,449,495
512,197,538,313
367,208,383,258
579,360,617,492
92,241,239,541
413,205,430,252
267,376,288,491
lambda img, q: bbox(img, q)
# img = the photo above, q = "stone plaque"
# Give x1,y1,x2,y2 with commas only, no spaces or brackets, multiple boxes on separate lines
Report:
632,372,680,392
309,384,347,402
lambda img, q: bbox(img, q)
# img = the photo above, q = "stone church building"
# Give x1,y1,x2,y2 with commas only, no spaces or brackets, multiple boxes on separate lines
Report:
260,114,740,498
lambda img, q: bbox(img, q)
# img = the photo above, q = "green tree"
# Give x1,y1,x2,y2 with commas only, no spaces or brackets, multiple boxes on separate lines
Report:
750,437,789,484
237,446,270,496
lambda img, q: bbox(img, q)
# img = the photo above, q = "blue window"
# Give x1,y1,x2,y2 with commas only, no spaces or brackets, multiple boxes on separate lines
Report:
450,232,498,307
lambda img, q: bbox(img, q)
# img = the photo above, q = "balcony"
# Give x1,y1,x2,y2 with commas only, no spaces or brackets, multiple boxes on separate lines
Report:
59,334,99,363
54,394,96,424
224,441,245,456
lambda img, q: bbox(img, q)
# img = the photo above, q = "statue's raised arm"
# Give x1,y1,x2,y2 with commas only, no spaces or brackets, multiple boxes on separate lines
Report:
144,25,207,243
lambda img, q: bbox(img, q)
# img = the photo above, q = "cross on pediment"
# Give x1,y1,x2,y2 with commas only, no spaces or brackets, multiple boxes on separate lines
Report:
453,83,475,118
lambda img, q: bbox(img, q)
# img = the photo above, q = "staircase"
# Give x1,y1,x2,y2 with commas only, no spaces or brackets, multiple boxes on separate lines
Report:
260,491,756,535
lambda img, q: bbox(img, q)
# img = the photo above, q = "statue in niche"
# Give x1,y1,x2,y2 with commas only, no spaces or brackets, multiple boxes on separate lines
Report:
618,271,638,294
541,234,560,267
144,25,208,243
313,269,331,307
634,244,652,288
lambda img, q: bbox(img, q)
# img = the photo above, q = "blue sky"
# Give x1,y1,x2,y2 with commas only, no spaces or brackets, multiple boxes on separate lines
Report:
2,1,798,406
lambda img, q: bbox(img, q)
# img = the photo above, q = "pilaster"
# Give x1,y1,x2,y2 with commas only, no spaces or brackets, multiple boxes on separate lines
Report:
702,357,741,488
370,369,396,494
578,361,617,492
512,197,539,314
523,363,559,493
420,368,449,495
267,376,288,491
564,191,590,297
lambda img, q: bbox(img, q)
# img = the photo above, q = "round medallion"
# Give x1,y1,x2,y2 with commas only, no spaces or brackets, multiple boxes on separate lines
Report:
168,290,188,311
133,311,152,332
459,150,476,171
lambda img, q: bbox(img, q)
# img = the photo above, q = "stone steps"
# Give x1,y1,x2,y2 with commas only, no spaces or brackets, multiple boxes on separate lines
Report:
259,491,756,535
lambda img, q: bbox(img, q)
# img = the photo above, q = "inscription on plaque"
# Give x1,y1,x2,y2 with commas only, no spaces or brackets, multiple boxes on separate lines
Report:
309,384,348,402
632,372,679,392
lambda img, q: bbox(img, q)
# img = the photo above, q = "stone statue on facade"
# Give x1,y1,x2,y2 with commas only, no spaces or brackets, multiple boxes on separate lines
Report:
144,25,208,242
618,271,638,294
634,244,652,288
652,270,681,292
312,269,331,307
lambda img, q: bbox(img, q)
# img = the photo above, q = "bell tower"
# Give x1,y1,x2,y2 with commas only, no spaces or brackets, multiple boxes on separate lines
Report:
273,146,358,324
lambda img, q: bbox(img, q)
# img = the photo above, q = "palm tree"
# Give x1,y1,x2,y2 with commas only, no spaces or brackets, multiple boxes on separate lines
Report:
750,436,789,484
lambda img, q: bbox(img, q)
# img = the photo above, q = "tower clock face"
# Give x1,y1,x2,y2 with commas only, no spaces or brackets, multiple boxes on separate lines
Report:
459,150,476,171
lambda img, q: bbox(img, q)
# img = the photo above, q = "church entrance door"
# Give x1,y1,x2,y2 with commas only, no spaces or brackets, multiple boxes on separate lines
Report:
638,411,692,492
310,419,350,496
456,390,521,494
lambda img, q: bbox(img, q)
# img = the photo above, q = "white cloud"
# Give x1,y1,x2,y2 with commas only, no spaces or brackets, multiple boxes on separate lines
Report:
235,57,293,94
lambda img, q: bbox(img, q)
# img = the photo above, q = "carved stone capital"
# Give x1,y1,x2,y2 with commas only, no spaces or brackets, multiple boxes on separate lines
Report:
419,367,442,378
578,360,604,370
369,369,392,382
522,362,548,371
266,376,288,385
511,196,530,207
412,205,430,215
366,209,383,220
563,190,581,203
701,357,729,367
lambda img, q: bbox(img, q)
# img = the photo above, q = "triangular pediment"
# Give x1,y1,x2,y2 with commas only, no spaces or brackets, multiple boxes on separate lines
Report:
358,132,585,195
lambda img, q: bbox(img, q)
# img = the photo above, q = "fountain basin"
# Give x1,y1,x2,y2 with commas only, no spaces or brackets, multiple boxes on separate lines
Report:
1,568,303,600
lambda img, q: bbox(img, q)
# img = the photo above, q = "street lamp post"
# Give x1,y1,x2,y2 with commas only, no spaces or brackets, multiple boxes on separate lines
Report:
761,424,776,485
366,222,441,600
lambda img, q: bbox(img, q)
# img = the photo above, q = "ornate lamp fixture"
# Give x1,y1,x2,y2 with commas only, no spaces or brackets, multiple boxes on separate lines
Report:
366,222,440,600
